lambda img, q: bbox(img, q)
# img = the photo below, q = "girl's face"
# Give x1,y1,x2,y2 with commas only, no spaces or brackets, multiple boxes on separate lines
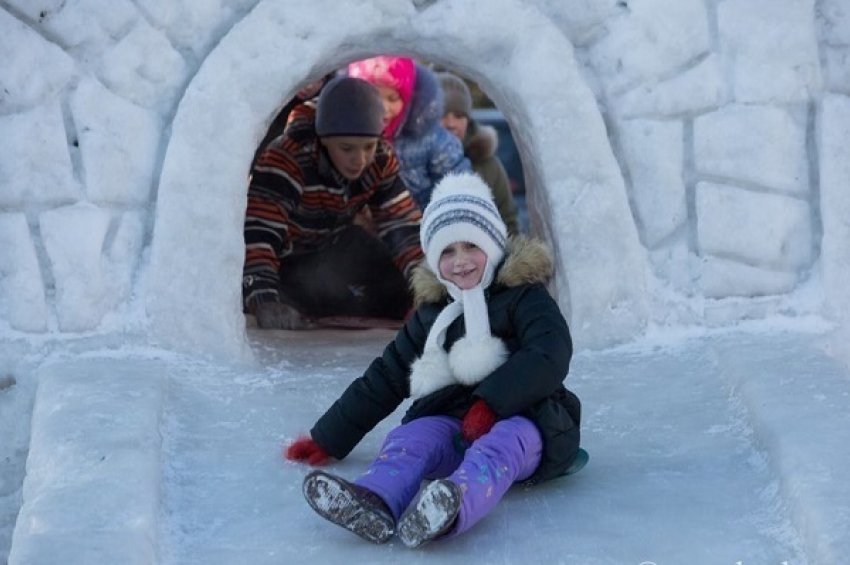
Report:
377,85,405,130
321,136,379,180
438,241,487,290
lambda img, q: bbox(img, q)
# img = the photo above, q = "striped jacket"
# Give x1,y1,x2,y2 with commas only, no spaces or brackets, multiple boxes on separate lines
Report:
243,102,424,308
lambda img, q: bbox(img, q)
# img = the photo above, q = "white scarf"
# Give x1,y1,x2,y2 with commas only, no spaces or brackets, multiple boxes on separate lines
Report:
408,263,509,398
409,172,510,398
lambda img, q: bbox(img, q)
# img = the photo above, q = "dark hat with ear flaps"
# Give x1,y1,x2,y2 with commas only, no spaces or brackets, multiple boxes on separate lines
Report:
315,76,384,138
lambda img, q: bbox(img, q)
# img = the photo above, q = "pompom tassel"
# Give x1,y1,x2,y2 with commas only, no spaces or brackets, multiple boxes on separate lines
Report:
409,350,454,398
448,336,509,386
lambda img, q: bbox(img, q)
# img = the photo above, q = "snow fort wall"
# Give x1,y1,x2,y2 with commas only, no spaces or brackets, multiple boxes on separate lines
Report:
0,0,847,359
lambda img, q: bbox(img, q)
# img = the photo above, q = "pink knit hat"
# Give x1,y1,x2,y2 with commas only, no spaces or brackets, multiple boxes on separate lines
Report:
348,56,416,139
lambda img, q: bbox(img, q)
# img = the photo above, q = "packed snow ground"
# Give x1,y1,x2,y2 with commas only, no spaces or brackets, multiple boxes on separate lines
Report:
146,323,847,565
4,321,850,564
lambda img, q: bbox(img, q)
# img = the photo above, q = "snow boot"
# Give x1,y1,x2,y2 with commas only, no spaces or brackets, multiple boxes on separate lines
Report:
397,479,461,548
302,470,395,544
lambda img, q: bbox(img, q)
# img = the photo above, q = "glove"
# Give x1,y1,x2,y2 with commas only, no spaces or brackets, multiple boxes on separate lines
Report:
254,302,308,330
285,435,331,466
461,399,497,443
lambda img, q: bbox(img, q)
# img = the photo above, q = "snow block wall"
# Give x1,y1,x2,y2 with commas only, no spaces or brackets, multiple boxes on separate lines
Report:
1,0,848,359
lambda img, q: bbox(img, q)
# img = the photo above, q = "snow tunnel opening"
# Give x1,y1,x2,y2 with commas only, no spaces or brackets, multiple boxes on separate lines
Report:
147,5,648,359
242,57,541,332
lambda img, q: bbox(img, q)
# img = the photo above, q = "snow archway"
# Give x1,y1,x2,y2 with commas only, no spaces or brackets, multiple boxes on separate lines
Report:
146,0,649,360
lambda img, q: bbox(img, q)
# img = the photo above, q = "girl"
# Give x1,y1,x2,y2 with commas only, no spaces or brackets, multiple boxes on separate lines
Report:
347,56,471,210
285,172,582,548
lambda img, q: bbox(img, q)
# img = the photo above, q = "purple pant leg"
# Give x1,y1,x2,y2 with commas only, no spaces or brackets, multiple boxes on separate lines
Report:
354,416,463,520
444,416,542,538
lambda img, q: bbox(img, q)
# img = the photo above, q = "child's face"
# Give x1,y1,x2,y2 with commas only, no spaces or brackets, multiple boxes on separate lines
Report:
441,111,469,141
321,136,379,180
377,85,405,129
296,78,325,100
438,242,487,290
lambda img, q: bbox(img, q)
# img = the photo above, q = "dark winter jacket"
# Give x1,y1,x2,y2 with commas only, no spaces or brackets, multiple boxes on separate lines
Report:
243,102,423,308
464,120,521,236
392,64,471,210
310,236,581,484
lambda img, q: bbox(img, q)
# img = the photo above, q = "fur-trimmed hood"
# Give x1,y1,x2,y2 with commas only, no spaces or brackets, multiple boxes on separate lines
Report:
410,235,553,306
463,120,499,165
398,63,444,139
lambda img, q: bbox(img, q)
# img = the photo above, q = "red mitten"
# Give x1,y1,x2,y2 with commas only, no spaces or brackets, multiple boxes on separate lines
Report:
461,399,497,443
285,435,331,466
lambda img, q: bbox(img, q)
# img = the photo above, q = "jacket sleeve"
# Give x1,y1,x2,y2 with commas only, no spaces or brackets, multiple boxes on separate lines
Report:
309,308,431,459
368,150,425,278
427,126,472,186
473,285,572,417
242,141,303,307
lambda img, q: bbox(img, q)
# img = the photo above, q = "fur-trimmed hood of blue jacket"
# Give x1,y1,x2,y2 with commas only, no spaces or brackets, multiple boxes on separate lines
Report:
392,64,471,209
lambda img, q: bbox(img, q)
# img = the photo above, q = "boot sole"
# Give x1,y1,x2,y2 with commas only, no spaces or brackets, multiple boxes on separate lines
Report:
398,479,461,548
303,470,395,544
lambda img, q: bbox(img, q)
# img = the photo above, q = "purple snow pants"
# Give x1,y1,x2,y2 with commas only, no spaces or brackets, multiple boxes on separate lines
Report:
354,415,542,539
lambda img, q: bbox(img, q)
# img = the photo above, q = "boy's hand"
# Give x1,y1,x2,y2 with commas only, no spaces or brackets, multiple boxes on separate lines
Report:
285,435,331,466
461,399,497,443
254,302,309,330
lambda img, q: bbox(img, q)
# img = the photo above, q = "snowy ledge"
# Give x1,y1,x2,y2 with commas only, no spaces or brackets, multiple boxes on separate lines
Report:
712,331,850,564
8,359,167,565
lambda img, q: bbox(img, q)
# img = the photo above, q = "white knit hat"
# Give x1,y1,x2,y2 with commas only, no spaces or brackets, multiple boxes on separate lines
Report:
409,172,510,398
